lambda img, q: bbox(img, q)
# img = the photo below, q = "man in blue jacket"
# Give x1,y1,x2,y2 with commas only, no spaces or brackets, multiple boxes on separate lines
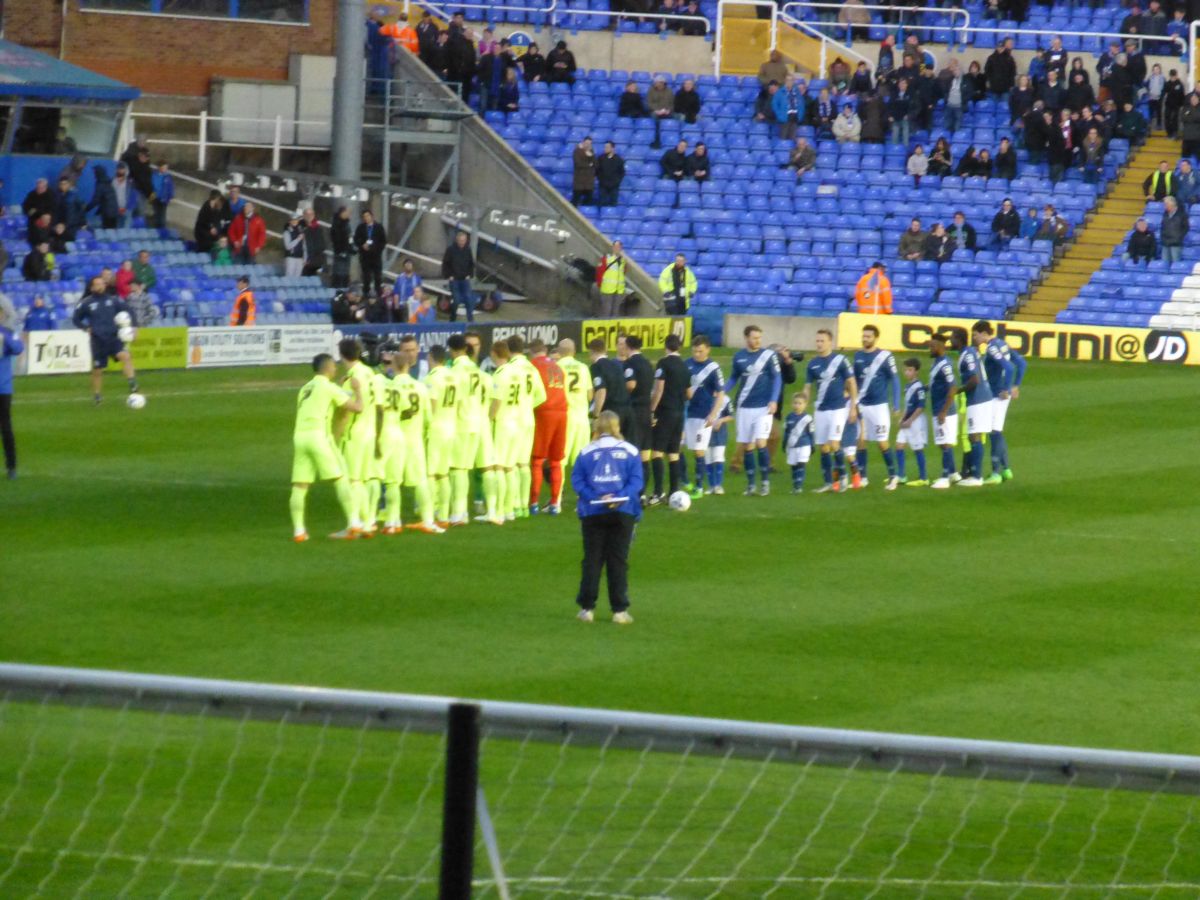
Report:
572,410,643,624
0,299,24,479
151,160,175,230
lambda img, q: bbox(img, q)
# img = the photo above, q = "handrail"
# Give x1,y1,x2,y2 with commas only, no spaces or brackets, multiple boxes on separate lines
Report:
1190,19,1198,93
779,11,877,77
552,7,712,33
714,0,778,77
782,2,970,32
961,25,1186,54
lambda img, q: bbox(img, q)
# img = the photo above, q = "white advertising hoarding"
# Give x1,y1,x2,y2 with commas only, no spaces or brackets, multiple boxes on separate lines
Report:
22,330,91,375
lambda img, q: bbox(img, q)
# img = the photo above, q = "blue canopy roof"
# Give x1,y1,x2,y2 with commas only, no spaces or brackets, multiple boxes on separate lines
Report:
0,39,139,103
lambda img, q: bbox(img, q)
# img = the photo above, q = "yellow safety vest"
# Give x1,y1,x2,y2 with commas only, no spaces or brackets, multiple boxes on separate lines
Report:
599,254,625,295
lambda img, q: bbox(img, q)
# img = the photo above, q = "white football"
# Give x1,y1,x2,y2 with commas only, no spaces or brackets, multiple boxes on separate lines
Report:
126,392,147,410
118,326,135,344
668,490,692,512
114,311,131,327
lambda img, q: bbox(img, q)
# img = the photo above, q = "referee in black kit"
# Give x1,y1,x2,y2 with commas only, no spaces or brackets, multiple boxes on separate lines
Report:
619,334,655,499
648,333,690,504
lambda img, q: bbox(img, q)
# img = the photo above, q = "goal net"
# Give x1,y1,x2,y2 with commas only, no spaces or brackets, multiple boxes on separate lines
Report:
0,663,1197,898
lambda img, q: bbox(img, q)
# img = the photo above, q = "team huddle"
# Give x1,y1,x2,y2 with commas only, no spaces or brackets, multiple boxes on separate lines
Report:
288,319,1028,539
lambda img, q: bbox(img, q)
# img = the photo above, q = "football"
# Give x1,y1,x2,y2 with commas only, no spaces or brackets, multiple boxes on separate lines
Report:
126,393,147,410
114,311,131,328
668,490,691,512
118,326,135,344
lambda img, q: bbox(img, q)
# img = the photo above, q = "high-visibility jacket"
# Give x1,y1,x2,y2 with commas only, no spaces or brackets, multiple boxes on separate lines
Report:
382,22,419,54
597,254,626,295
854,270,893,314
657,263,697,309
230,289,256,326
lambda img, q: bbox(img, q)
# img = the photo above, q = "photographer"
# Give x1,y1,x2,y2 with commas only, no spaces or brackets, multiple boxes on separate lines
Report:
657,254,697,315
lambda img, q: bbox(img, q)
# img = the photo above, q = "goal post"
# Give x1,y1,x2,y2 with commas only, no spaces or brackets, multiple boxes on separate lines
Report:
1,662,1198,897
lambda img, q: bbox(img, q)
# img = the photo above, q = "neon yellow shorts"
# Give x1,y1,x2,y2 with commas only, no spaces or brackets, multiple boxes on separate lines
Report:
452,430,480,470
564,412,591,465
426,424,456,477
339,435,373,482
292,432,344,483
516,421,534,466
401,442,428,486
493,421,523,469
474,425,496,469
376,428,406,484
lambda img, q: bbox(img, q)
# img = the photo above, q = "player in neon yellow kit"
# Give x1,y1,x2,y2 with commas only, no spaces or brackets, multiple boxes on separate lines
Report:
424,345,459,526
502,335,546,518
289,353,363,542
554,337,593,466
373,345,407,535
385,341,443,534
447,334,498,525
489,339,524,521
338,338,379,536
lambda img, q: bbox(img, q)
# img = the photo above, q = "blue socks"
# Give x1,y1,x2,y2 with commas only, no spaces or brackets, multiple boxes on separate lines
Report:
942,447,955,477
757,447,770,482
915,449,927,480
743,450,756,488
970,440,985,477
896,448,907,479
833,449,845,478
991,431,1007,472
882,447,896,477
821,452,833,485
791,463,806,489
693,456,705,489
856,447,868,478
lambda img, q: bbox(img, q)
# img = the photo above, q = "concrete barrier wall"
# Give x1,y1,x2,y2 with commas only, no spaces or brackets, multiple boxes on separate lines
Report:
723,313,839,351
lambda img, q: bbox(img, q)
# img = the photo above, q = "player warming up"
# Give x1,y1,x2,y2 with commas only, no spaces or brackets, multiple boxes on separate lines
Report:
726,324,782,496
972,321,1026,483
73,276,140,405
803,329,858,493
290,353,363,541
949,331,992,487
927,333,960,489
529,338,567,514
853,324,902,491
896,358,930,487
783,393,814,493
683,334,725,499
648,333,691,504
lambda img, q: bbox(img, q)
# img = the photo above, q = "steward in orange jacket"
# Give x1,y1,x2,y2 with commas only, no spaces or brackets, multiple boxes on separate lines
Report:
381,15,419,54
230,277,256,326
854,262,893,314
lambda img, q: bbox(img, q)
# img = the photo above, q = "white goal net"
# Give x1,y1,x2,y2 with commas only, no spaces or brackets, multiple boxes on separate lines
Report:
0,663,1197,898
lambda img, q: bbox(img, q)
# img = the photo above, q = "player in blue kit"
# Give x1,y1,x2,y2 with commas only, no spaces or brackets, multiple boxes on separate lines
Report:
683,335,726,499
949,331,992,487
896,358,929,487
972,321,1026,484
802,328,859,493
725,324,782,496
73,276,140,405
783,393,814,493
853,324,902,491
928,333,960,490
706,398,732,494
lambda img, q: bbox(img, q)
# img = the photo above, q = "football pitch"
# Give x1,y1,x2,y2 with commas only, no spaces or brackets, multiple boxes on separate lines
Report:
2,355,1199,897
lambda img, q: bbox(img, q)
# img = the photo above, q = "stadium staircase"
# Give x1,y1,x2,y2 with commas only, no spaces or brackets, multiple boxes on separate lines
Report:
1022,135,1180,323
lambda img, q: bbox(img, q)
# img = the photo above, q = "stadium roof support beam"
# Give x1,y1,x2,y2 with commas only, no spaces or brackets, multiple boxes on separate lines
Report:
331,0,366,191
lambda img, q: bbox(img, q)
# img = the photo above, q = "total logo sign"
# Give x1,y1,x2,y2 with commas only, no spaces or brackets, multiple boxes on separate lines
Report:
1144,330,1190,363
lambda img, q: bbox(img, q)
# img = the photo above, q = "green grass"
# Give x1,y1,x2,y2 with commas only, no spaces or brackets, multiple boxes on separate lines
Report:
1,357,1199,897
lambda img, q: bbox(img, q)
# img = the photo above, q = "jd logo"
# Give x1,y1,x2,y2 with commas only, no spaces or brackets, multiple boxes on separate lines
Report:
1145,330,1189,363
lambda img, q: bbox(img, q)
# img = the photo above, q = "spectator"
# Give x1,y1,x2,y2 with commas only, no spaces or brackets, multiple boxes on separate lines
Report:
22,243,52,281
223,184,245,222
229,202,266,265
110,163,139,227
924,222,954,264
1143,160,1174,200
964,60,986,106
888,78,914,145
1103,54,1135,109
1020,206,1041,239
1039,70,1065,112
688,142,711,182
674,79,701,124
572,136,597,206
1044,111,1069,183
546,40,576,84
381,10,418,55
59,153,86,188
994,137,1018,180
122,143,156,215
1175,160,1199,207
813,87,836,137
87,165,119,229
126,281,157,327
1181,93,1200,158
53,177,86,241
519,42,545,82
977,148,994,179
1124,39,1146,87
27,212,53,249
772,75,807,140
646,75,674,147
1120,2,1143,34
787,137,816,177
24,295,56,331
859,92,886,143
937,59,965,134
354,210,387,298
658,254,698,314
194,190,224,253
446,27,477,102
758,49,789,85
133,249,157,293
361,292,388,324
948,211,977,252
409,291,436,324
1124,218,1157,263
426,31,450,80
331,206,353,289
906,144,928,185
595,239,626,318
1167,8,1188,50
832,104,861,142
876,35,895,82
1160,196,1189,263
498,67,520,112
914,68,941,131
853,261,892,313
211,236,233,266
1163,70,1185,138
331,288,358,325
1009,74,1035,127
400,284,424,321
954,146,979,178
597,141,626,206
898,218,926,260
661,139,689,182
442,230,476,322
619,81,648,118
115,259,135,298
1036,205,1070,244
395,258,422,312
284,214,306,278
230,276,256,326
1079,128,1104,184
679,1,704,37
1115,100,1147,144
991,198,1021,247
145,160,174,231
301,208,326,277
22,178,54,224
754,81,779,122
1023,104,1048,162
838,0,870,41
984,37,1017,97
1042,36,1068,81
928,137,953,177
1146,64,1165,130
827,58,851,94
1066,72,1095,113
849,62,872,95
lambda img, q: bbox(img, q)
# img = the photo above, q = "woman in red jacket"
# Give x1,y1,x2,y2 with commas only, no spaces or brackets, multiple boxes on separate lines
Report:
228,201,267,264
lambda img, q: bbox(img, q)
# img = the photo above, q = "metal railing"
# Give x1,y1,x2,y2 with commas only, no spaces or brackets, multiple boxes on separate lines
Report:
780,11,878,78
714,0,778,77
782,1,970,43
404,0,709,31
960,25,1185,55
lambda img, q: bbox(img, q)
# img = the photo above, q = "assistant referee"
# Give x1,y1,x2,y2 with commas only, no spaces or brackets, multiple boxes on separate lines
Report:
572,411,644,625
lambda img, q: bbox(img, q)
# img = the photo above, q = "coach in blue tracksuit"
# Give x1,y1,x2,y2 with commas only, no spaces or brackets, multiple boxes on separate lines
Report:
572,410,643,624
0,301,24,479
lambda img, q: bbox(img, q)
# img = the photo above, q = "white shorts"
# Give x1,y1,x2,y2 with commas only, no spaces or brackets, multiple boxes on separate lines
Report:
685,417,713,452
992,397,1010,432
786,446,813,466
814,407,849,445
933,414,959,447
859,403,891,444
898,415,928,451
966,400,994,436
735,406,773,444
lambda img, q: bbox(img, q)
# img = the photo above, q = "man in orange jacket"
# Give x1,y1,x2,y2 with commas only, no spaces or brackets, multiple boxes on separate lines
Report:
230,276,256,326
854,261,893,314
381,12,419,55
